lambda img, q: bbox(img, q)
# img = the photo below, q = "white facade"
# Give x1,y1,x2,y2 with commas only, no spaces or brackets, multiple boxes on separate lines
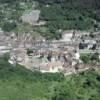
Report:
61,33,73,42
75,52,80,60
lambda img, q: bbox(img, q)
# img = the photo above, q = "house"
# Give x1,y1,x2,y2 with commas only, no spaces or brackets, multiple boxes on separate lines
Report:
61,30,80,42
21,10,40,25
61,30,73,42
39,61,63,73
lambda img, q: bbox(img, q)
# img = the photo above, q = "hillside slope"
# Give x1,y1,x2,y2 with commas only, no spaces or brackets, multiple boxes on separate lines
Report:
0,0,100,39
0,55,100,100
35,0,100,39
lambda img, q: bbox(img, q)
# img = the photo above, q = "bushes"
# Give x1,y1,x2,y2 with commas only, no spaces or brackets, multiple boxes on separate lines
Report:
80,53,100,63
34,0,100,39
52,70,100,100
80,53,91,63
27,49,33,55
0,55,64,82
0,55,99,100
0,0,100,39
2,21,17,32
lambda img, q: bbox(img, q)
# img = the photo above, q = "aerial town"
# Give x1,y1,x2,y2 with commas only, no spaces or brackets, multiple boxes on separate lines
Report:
0,3,99,75
0,0,100,99
0,29,99,75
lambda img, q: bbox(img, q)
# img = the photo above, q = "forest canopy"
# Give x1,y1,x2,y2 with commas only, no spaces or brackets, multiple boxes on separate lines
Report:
0,0,100,39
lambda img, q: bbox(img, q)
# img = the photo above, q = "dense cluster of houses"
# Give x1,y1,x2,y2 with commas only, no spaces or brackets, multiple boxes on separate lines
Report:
0,30,100,74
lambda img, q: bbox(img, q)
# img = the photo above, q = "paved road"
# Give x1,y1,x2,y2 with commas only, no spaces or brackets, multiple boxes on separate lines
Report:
79,49,100,53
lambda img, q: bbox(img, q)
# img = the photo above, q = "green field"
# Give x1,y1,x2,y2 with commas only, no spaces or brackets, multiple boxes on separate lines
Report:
0,55,100,100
